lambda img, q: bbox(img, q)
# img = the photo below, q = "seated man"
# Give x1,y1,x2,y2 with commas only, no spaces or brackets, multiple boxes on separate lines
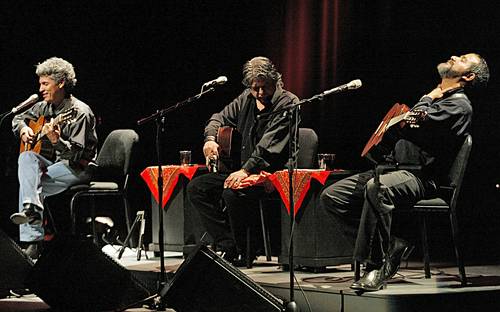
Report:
319,53,489,291
10,57,98,258
186,56,299,265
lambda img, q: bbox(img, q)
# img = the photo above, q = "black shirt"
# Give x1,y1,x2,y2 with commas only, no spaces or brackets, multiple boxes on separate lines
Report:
204,86,300,173
392,88,472,184
12,96,98,169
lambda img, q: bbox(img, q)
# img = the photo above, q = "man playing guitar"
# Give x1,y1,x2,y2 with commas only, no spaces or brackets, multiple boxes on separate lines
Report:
319,53,489,291
10,57,98,259
187,57,299,266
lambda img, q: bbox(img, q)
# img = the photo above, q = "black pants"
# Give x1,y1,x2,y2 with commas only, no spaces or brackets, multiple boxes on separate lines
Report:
320,169,432,267
186,172,270,254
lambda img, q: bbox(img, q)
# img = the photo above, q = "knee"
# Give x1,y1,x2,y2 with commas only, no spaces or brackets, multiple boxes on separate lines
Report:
365,178,394,213
364,178,383,207
186,179,197,196
18,151,37,165
364,178,377,201
186,177,205,202
221,188,238,206
320,187,348,216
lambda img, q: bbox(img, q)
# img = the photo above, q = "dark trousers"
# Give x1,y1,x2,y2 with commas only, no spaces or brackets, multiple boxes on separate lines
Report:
320,169,431,267
186,172,270,254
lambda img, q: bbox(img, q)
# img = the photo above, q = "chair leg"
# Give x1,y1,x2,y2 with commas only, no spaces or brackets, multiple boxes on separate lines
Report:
246,226,253,268
44,202,58,234
449,209,467,286
122,193,132,232
420,215,431,278
90,196,98,245
70,192,82,235
259,201,272,261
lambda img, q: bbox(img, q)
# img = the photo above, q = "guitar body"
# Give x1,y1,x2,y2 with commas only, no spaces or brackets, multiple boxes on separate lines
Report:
19,108,77,160
361,103,410,159
216,126,241,173
19,116,56,160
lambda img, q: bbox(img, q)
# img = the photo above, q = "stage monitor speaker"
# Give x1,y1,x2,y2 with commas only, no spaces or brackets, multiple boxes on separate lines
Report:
0,229,34,298
160,244,285,312
26,235,151,311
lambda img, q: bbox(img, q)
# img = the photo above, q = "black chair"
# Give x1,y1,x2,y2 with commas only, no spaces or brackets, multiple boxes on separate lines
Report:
414,134,472,285
68,129,139,244
253,128,319,265
354,134,472,286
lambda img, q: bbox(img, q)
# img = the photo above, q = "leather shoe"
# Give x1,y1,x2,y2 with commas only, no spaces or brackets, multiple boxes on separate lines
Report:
383,237,413,280
10,204,42,226
350,269,386,292
221,247,256,268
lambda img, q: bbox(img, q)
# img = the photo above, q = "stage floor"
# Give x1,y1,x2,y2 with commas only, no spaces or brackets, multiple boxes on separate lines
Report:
2,245,500,311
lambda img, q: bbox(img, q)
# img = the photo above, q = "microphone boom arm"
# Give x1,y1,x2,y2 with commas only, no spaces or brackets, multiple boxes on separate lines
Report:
137,87,215,126
257,80,362,120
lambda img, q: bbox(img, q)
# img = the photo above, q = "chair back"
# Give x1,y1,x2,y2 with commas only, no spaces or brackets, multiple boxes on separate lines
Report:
447,134,472,208
96,129,139,179
297,128,319,169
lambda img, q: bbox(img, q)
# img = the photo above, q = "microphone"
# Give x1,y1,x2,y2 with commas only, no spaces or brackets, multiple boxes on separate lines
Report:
11,94,40,114
208,155,218,173
203,76,228,88
322,79,362,96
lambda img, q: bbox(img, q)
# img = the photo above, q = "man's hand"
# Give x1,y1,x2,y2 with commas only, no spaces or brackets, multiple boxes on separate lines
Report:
43,119,60,144
20,126,35,144
224,169,250,189
203,140,219,166
425,85,458,100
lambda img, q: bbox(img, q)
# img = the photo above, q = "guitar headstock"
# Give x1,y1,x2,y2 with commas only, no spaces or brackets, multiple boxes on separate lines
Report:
56,107,78,126
405,110,428,128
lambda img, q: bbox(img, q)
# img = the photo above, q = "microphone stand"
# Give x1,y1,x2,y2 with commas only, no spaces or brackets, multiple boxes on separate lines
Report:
257,91,340,312
0,110,14,130
285,107,300,312
136,87,216,310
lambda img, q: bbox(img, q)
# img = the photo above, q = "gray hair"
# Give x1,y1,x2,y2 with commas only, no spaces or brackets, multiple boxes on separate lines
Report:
36,57,77,94
467,53,489,88
241,56,283,88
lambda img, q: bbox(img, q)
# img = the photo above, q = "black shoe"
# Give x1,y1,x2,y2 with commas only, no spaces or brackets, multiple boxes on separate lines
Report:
10,204,42,226
351,262,381,289
219,246,256,268
350,269,387,292
383,237,413,280
23,241,43,260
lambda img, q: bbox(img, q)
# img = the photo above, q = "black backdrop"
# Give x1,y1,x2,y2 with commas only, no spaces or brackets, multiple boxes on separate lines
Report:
0,1,499,262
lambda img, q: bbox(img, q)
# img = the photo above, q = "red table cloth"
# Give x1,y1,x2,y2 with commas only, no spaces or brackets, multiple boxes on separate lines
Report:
140,165,202,208
268,169,332,216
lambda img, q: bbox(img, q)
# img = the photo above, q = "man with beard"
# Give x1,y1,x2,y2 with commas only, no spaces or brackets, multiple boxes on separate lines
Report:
319,53,489,291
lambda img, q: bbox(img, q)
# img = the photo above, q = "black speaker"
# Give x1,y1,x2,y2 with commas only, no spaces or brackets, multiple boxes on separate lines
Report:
160,244,285,312
0,229,34,298
26,235,151,311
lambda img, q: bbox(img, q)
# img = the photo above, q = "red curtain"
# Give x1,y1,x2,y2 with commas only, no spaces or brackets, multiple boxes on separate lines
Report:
281,0,343,98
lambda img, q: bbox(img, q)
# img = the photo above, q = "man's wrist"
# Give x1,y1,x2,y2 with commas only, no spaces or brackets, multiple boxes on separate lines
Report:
204,135,216,143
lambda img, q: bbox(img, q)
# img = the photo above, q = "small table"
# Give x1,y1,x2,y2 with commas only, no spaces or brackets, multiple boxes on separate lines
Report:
271,169,357,270
140,165,206,252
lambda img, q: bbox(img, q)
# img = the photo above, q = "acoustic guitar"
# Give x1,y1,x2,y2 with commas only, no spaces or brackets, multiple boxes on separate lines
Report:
210,126,241,173
19,107,77,160
361,103,427,158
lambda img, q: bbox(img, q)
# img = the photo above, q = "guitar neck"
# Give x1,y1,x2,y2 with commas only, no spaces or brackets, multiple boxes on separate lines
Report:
38,115,64,137
386,112,409,129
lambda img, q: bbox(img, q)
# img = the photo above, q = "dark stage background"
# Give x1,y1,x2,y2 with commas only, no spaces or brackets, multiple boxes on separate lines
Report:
0,1,499,262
